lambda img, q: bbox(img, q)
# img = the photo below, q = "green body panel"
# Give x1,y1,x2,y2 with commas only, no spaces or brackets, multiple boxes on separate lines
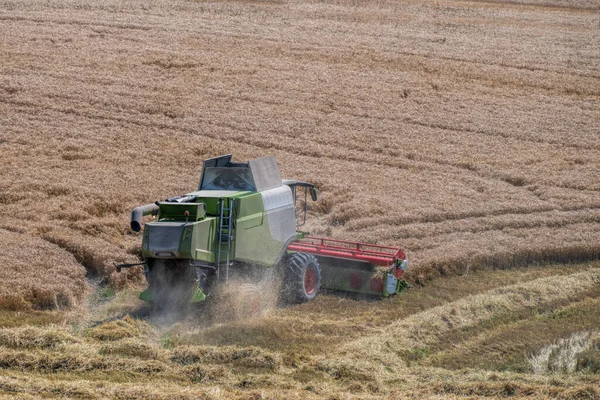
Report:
233,193,284,266
203,197,220,215
191,217,217,262
142,228,150,258
236,193,264,226
234,217,284,266
139,288,152,302
141,190,283,266
185,190,252,214
191,288,206,302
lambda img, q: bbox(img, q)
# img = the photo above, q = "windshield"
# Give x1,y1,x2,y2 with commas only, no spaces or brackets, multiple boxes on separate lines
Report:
201,167,256,191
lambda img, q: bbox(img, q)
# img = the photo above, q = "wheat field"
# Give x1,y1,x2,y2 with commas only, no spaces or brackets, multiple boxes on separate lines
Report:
1,0,599,397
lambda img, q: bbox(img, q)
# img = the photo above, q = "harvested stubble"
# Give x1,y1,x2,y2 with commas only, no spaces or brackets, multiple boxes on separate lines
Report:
0,264,598,398
171,345,281,370
0,325,80,349
86,315,153,341
0,347,167,374
98,338,160,360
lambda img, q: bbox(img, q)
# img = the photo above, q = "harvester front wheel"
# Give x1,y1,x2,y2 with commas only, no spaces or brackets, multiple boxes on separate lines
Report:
282,253,321,304
147,260,196,315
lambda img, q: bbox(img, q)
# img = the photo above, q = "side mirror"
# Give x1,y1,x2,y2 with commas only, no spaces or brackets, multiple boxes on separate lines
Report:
310,187,318,201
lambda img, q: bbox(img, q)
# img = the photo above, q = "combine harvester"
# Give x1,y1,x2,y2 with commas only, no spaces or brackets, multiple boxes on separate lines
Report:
119,155,408,309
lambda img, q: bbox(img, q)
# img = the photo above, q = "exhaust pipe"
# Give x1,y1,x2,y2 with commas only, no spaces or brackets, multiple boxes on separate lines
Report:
131,203,159,232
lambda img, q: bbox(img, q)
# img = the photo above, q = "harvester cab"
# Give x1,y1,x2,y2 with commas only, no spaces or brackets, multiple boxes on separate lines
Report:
122,155,408,310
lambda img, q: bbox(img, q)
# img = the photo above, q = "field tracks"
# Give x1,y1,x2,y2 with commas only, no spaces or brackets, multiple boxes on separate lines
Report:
343,267,600,367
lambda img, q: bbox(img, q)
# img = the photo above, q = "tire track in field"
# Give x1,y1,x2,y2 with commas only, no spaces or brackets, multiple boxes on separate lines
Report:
20,72,575,154
392,220,600,248
341,266,600,367
371,49,600,80
173,88,599,151
2,96,598,200
327,108,599,151
0,97,550,197
0,15,153,31
463,0,600,11
346,204,600,237
3,79,597,154
2,6,599,83
3,80,596,156
0,95,595,202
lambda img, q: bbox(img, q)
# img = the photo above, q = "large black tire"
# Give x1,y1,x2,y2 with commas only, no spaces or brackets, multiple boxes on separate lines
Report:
146,260,197,315
281,253,321,304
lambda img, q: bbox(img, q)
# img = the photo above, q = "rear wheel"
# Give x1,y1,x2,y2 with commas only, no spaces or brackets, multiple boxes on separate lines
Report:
281,253,321,304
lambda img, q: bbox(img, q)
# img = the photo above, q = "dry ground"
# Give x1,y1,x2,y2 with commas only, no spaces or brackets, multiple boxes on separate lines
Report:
1,0,599,398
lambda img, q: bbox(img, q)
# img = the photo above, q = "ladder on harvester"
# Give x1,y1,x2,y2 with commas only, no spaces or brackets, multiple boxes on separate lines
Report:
216,198,234,281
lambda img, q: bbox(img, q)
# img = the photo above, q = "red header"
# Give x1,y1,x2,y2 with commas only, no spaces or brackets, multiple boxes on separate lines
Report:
287,236,405,267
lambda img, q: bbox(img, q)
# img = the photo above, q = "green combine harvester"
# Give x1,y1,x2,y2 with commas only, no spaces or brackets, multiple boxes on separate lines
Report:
119,155,408,309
